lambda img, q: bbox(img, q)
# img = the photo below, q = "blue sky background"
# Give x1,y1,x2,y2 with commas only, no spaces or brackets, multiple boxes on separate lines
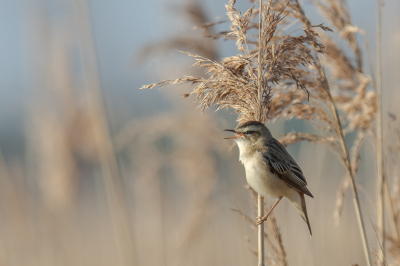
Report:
0,0,399,158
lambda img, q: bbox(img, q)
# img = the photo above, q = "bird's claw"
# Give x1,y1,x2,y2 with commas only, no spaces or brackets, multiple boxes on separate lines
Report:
256,214,268,225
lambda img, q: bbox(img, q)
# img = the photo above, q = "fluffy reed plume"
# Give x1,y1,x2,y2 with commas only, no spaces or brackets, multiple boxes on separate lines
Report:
141,0,327,125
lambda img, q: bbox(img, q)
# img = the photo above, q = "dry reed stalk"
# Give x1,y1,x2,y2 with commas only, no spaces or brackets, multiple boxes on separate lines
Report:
257,1,265,266
0,148,30,266
385,117,400,265
26,8,87,265
376,0,385,263
267,212,288,266
26,0,82,215
233,187,288,266
73,0,137,265
329,93,372,266
33,36,78,213
258,194,265,266
382,117,398,242
395,127,400,238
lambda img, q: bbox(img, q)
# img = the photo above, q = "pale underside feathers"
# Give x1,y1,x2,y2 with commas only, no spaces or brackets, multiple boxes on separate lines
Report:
263,138,314,198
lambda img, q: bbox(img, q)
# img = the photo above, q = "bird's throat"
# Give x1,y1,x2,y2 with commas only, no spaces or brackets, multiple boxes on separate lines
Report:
237,141,257,165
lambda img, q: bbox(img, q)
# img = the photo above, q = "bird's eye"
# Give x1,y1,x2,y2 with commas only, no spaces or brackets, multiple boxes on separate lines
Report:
244,131,253,135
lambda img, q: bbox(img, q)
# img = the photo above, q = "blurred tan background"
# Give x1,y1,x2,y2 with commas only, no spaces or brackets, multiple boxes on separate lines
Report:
0,0,399,265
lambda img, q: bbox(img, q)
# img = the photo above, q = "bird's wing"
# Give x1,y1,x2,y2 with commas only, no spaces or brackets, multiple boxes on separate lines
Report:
263,138,313,198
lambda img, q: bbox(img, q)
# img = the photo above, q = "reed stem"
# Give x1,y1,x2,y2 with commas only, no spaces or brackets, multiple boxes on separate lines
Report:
258,195,265,266
376,0,385,263
327,91,372,266
73,0,136,264
257,2,265,266
257,0,263,121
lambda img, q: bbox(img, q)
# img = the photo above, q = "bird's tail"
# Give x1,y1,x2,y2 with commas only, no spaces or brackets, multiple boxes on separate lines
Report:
290,192,312,236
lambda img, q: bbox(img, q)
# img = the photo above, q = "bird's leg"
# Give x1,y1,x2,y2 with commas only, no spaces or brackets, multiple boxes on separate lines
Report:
256,197,282,225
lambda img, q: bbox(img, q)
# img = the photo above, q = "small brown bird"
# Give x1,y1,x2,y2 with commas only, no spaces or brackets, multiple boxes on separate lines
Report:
225,121,313,235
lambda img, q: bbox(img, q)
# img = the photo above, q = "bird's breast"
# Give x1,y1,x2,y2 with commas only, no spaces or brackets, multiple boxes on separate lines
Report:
241,151,288,199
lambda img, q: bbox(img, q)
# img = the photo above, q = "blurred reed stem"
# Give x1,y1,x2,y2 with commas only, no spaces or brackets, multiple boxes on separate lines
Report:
0,148,22,266
376,0,386,263
385,184,399,238
73,0,136,265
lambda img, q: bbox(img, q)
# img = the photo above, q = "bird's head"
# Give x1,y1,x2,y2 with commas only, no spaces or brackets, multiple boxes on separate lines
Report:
224,121,272,145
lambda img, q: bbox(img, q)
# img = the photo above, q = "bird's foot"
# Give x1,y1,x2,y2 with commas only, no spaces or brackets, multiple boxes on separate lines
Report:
256,214,269,225
255,197,282,225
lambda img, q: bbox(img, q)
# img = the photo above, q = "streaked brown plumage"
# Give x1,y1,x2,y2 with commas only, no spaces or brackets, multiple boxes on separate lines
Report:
225,121,313,235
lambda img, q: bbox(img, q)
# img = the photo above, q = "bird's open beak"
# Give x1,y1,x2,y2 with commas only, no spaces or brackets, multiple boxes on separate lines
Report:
223,129,242,139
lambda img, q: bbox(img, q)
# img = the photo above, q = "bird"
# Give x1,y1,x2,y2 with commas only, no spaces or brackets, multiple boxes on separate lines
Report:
224,121,313,235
